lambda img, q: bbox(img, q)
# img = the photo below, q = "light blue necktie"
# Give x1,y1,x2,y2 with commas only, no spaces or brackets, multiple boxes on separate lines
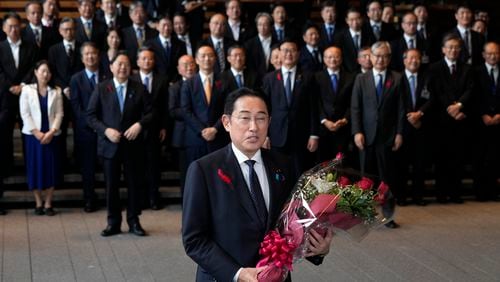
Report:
376,74,383,100
235,74,243,88
277,29,284,41
117,85,124,113
409,75,416,108
373,25,381,40
143,76,150,93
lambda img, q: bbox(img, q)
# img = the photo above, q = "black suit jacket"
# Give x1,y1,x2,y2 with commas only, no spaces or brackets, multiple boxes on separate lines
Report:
74,17,107,49
448,27,485,66
223,21,254,44
198,36,236,74
86,79,153,158
298,45,324,73
318,23,341,50
180,73,227,149
0,40,39,94
315,69,356,130
363,21,397,43
334,28,372,73
271,23,298,43
400,71,432,134
121,25,158,69
262,69,318,148
130,72,169,134
475,64,500,117
427,59,474,125
220,68,260,94
144,36,186,82
168,79,186,148
48,42,84,89
21,25,58,59
351,70,405,146
182,145,292,282
244,36,277,80
95,10,131,30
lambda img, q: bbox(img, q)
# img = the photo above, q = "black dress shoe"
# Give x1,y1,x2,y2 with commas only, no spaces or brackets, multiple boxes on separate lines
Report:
101,225,121,237
44,207,56,216
385,221,400,229
129,222,146,236
0,207,6,215
34,207,45,215
84,202,97,213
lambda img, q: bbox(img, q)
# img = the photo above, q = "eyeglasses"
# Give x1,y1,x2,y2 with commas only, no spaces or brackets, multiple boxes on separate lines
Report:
372,54,391,60
231,115,269,126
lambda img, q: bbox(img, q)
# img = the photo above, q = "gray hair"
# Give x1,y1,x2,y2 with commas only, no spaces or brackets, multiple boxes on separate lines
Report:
371,41,391,54
255,12,272,25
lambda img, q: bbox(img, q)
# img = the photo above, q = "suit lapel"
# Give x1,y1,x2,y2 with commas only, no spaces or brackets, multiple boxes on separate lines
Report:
262,151,281,231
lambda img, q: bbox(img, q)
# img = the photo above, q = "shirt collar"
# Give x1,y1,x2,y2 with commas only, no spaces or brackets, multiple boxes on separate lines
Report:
199,71,213,84
306,44,318,54
85,68,98,79
327,68,340,76
63,39,75,47
113,78,128,89
370,20,381,28
444,57,456,67
211,35,223,45
325,22,335,29
228,19,240,27
134,23,145,31
403,33,416,42
456,25,469,35
159,34,171,43
80,17,92,24
349,28,360,37
405,69,417,78
140,71,152,80
281,65,297,74
7,37,21,47
231,67,243,77
485,63,497,72
373,69,387,80
232,143,262,165
29,23,42,31
258,34,272,42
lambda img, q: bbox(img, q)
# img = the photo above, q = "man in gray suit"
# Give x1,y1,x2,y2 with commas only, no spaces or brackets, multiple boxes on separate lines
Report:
351,41,404,228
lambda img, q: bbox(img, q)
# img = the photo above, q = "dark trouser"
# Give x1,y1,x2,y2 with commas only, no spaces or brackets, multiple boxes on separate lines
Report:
144,132,162,206
75,137,97,203
476,124,500,200
359,142,396,219
102,143,144,227
318,128,351,163
185,145,209,170
435,121,465,201
397,127,427,202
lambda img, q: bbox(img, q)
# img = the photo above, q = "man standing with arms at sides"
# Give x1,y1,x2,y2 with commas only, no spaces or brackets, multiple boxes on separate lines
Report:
131,47,169,210
316,46,355,163
169,55,196,197
221,45,260,94
87,52,152,236
181,46,228,168
199,13,235,74
244,12,276,80
351,41,404,228
262,40,319,180
70,42,106,213
182,88,332,282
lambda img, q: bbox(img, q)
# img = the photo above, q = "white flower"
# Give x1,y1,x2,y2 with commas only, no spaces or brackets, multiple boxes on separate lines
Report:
311,177,334,194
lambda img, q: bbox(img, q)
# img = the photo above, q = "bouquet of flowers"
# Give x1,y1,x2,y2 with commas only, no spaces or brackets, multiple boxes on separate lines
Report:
256,154,393,282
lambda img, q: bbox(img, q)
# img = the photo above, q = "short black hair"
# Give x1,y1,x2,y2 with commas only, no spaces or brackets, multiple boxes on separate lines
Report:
227,44,245,57
3,12,21,23
224,88,270,115
441,32,462,47
80,41,99,55
321,0,336,11
110,50,129,64
302,22,319,36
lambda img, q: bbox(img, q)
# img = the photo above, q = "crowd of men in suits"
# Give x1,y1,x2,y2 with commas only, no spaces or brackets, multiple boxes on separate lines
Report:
0,0,499,231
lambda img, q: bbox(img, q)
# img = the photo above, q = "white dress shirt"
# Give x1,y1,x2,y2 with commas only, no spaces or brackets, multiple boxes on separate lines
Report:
281,65,297,91
258,34,272,68
7,38,21,68
228,19,241,41
113,78,128,103
140,71,153,93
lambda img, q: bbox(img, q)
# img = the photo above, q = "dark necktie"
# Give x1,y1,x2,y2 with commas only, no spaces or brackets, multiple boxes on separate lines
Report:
491,68,497,94
408,38,414,49
353,34,360,51
143,76,150,93
313,49,320,65
67,44,74,65
373,25,381,40
376,73,383,100
330,73,338,95
285,71,293,106
34,28,41,46
164,40,171,65
244,160,268,225
89,73,96,91
277,29,284,41
215,41,225,71
451,64,456,76
327,25,333,44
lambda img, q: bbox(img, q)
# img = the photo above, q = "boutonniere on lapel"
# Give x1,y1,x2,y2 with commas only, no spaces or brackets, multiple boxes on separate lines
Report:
276,72,282,81
384,78,392,90
214,80,222,90
106,84,114,93
217,168,233,189
273,168,286,183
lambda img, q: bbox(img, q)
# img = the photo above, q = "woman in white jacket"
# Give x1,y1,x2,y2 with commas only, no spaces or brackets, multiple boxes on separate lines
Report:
20,60,64,216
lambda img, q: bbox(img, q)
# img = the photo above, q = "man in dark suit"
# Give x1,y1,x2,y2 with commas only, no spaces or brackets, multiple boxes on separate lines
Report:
182,88,332,282
363,0,397,43
262,40,319,180
221,45,260,95
474,42,500,201
173,12,196,56
413,4,438,66
396,48,432,206
95,0,131,30
334,8,372,72
169,54,197,196
70,42,107,213
427,33,474,204
0,13,39,192
224,0,253,44
316,46,355,162
130,47,169,210
181,45,229,168
0,85,12,215
199,13,235,74
298,24,323,73
351,41,403,228
144,14,186,83
448,4,485,66
121,1,158,69
390,13,425,72
270,4,297,43
74,0,107,49
244,12,276,81
87,51,153,236
22,1,58,59
318,0,340,50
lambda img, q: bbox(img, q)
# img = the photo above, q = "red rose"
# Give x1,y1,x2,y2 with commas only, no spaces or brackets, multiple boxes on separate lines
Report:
356,177,374,191
374,181,389,204
335,152,344,161
385,79,392,89
217,169,233,188
338,176,351,187
215,80,222,90
276,72,282,81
